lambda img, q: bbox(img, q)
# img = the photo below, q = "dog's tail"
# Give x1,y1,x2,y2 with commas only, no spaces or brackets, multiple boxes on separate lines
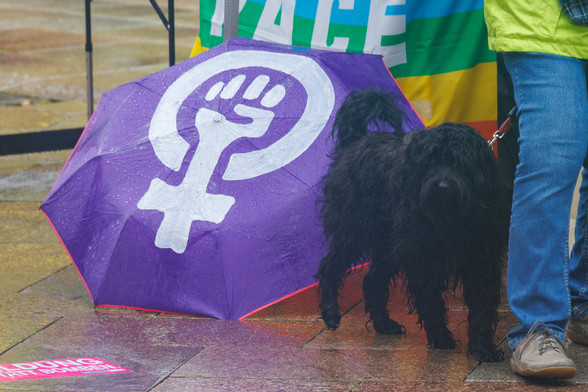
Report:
332,88,406,150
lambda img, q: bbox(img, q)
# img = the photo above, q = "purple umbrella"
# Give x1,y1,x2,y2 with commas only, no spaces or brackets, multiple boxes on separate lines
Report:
41,38,424,320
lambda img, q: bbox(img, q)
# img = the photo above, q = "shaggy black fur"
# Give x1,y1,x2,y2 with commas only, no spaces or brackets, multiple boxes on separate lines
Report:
315,89,509,362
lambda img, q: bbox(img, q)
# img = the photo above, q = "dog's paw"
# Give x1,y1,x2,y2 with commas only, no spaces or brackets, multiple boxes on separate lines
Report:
468,342,504,362
321,309,341,331
373,318,406,335
427,332,456,350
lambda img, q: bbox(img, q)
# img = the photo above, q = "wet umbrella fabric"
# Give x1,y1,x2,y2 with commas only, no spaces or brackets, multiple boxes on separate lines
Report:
41,38,424,320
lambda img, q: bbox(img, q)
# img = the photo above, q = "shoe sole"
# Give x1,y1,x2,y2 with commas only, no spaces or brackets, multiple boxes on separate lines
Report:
567,329,588,346
511,359,576,379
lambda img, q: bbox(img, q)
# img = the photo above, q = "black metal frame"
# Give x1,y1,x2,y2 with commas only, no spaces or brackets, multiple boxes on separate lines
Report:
86,0,176,120
0,0,177,156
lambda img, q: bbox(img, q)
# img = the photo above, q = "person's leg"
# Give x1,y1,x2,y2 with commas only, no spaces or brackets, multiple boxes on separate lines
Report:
570,165,588,320
503,52,588,349
568,74,588,344
569,62,588,324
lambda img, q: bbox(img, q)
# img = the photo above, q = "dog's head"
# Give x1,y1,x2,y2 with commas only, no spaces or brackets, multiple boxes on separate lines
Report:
401,123,500,224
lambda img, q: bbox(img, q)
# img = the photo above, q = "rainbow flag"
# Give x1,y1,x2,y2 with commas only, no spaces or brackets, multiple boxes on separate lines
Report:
192,0,496,139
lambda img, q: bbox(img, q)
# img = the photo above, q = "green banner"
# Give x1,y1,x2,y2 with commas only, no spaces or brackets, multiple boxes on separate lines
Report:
193,0,497,138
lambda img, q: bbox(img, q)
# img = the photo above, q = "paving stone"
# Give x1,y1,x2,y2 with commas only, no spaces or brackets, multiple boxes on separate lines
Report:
152,377,360,392
0,265,91,354
0,29,85,54
0,150,68,201
174,344,477,382
0,0,198,135
0,315,204,391
0,243,69,296
0,202,57,245
0,107,64,136
0,151,70,178
246,266,365,321
0,167,61,202
1,1,587,391
468,340,588,384
355,380,586,391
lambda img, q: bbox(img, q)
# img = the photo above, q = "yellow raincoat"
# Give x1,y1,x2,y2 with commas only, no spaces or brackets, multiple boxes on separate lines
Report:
485,0,588,59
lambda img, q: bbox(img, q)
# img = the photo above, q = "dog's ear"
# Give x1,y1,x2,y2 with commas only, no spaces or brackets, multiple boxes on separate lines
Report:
403,123,501,188
455,125,501,191
401,130,435,166
438,123,503,203
332,88,406,151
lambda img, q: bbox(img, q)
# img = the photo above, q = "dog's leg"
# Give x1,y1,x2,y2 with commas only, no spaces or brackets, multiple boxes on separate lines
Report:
462,258,504,362
316,241,360,330
316,255,344,330
406,278,455,350
363,260,405,335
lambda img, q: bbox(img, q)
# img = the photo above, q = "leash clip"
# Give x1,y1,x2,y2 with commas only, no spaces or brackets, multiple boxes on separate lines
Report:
488,106,517,151
488,130,505,148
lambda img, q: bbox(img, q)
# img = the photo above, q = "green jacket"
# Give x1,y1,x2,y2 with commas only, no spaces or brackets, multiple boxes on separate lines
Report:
485,0,588,59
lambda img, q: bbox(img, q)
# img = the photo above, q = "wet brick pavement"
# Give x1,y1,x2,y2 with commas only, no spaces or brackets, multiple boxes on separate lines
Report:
1,0,587,390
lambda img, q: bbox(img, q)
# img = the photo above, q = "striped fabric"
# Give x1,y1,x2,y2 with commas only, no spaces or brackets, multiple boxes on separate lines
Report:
560,0,588,25
192,0,497,139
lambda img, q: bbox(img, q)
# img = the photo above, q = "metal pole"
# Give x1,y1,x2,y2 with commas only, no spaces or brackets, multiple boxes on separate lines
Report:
168,0,175,66
85,0,94,119
224,0,239,41
149,0,175,66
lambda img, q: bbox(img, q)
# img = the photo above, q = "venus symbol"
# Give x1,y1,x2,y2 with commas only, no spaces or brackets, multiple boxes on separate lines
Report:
138,75,285,254
138,50,335,254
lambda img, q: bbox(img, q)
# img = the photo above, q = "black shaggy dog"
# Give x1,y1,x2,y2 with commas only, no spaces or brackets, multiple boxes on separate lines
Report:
316,89,509,362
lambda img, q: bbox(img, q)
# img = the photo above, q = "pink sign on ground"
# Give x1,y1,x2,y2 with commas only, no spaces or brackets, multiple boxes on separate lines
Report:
0,358,131,382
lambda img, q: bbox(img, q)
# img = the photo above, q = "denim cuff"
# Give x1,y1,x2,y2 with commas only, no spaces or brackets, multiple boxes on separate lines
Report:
571,303,588,319
508,324,566,351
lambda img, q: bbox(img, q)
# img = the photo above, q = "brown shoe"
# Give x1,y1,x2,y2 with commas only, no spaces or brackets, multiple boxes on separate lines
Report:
567,309,588,346
511,322,576,379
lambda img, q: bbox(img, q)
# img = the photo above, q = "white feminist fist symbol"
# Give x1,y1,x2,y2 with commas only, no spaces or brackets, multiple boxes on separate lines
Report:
138,50,335,254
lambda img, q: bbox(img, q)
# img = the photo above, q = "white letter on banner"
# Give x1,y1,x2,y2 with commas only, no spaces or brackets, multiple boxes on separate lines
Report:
210,0,247,37
253,0,295,45
365,0,406,67
311,0,354,51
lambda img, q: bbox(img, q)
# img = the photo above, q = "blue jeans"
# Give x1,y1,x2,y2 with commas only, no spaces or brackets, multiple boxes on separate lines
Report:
503,52,588,349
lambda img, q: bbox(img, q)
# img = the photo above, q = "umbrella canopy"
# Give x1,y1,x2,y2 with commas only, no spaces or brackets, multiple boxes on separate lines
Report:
41,38,424,320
